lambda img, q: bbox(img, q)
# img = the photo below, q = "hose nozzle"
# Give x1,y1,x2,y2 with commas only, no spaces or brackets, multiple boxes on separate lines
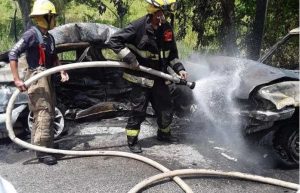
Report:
178,79,196,89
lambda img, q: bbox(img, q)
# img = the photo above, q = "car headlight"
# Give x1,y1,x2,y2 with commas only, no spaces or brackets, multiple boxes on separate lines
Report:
258,81,299,110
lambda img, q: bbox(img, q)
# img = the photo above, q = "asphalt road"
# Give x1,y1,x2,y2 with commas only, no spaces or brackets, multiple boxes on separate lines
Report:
0,117,298,193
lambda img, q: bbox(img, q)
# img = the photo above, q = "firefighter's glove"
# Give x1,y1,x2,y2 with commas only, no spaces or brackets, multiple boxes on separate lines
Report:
124,52,140,70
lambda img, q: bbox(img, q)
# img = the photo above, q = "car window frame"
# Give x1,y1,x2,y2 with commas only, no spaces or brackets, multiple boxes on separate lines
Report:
259,28,300,69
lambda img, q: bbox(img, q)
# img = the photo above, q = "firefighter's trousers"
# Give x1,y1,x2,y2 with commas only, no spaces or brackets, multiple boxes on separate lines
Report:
26,67,55,150
126,79,173,139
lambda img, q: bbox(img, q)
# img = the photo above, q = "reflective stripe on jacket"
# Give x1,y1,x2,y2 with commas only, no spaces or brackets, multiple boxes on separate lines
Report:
123,72,154,88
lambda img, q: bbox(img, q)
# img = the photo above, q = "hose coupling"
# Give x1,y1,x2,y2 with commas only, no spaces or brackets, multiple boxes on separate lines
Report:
178,79,196,89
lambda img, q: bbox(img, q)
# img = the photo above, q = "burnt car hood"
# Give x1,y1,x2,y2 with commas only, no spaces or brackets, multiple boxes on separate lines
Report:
0,23,119,62
0,57,27,82
49,23,119,50
184,55,299,99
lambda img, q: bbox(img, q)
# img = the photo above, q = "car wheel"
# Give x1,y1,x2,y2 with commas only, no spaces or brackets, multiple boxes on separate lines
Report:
273,125,299,166
27,107,65,139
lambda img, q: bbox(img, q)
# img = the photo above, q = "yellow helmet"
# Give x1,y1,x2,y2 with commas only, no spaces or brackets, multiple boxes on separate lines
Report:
30,0,57,30
30,0,57,17
146,0,177,14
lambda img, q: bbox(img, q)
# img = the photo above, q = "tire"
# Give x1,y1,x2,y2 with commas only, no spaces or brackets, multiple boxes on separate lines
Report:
272,124,299,166
27,107,65,139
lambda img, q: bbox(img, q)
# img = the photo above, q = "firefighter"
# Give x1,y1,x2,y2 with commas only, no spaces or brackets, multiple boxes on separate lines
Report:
9,0,69,165
108,0,187,153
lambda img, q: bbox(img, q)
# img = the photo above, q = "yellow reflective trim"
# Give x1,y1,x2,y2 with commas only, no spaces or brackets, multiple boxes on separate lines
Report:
123,72,154,87
160,50,170,59
126,129,140,136
164,50,170,58
118,47,131,58
160,50,171,58
123,72,139,84
159,127,170,133
126,44,159,60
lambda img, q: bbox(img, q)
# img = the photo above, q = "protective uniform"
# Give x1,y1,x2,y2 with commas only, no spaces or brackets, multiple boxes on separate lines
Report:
8,0,59,165
108,0,185,153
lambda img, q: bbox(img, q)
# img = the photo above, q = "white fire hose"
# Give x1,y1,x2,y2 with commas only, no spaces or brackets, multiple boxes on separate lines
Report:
128,169,300,193
5,61,299,192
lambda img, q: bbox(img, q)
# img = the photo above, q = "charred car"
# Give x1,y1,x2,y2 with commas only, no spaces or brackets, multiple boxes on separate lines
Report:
0,23,130,139
0,23,185,139
184,27,299,166
0,24,298,166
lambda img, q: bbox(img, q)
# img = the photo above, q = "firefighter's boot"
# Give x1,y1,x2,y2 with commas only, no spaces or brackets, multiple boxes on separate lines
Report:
127,136,142,153
157,129,179,144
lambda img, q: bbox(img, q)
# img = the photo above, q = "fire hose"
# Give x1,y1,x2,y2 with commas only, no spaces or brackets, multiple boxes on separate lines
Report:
5,61,299,192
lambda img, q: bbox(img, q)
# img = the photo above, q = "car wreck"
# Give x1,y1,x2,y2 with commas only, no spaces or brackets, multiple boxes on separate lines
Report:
0,23,298,166
185,54,298,166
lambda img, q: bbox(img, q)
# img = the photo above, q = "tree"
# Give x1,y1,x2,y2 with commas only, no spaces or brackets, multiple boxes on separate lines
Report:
176,0,194,40
263,0,299,49
73,0,134,28
16,0,32,30
220,0,238,56
177,0,239,55
246,0,268,60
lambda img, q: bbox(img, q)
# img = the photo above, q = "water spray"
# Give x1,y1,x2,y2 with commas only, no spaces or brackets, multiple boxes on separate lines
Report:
5,61,299,192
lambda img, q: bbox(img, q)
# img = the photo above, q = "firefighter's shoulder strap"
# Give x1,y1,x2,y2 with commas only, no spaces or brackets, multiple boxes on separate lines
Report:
32,26,46,66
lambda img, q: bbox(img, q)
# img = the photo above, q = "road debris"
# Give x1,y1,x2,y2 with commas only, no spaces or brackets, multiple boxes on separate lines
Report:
221,152,238,162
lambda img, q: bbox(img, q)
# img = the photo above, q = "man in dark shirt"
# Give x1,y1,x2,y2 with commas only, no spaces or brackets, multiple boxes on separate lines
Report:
9,0,69,165
108,0,187,153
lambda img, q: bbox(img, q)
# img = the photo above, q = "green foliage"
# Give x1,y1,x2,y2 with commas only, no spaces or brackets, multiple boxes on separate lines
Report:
177,0,227,52
0,0,298,60
59,0,147,27
70,0,137,27
58,51,76,61
64,1,102,23
263,0,299,49
0,0,23,52
176,0,298,58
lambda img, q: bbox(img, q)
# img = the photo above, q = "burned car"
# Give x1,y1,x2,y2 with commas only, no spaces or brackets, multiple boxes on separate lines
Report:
0,23,188,139
0,60,29,139
0,23,127,139
259,27,299,70
183,27,299,166
255,27,299,165
0,24,298,166
185,55,298,166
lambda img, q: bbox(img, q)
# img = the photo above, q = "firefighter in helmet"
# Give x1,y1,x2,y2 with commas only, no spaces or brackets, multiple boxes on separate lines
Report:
108,0,187,153
9,0,69,165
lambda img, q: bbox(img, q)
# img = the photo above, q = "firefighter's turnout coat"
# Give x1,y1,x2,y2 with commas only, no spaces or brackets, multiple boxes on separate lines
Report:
109,14,185,86
108,14,186,135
